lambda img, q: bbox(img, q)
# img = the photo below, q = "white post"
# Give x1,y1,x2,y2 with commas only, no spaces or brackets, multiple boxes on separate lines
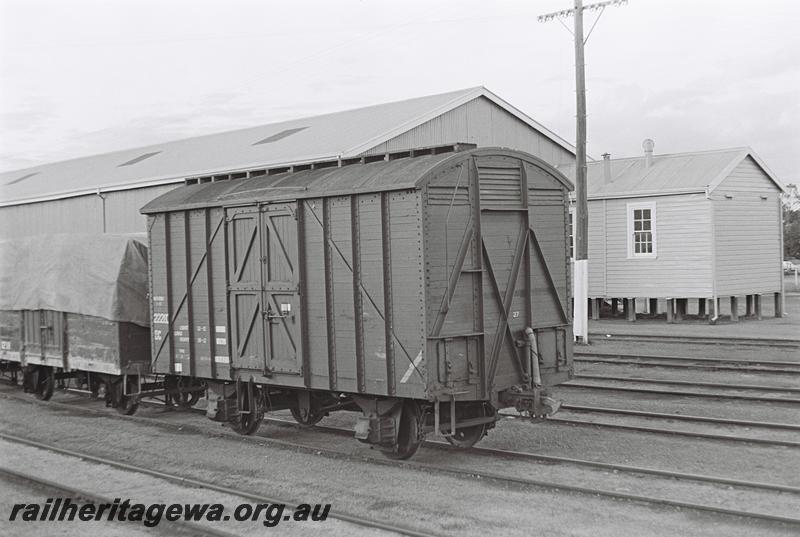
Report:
573,259,589,342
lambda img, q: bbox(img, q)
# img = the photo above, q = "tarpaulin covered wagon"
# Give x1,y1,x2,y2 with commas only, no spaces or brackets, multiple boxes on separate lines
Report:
0,234,158,411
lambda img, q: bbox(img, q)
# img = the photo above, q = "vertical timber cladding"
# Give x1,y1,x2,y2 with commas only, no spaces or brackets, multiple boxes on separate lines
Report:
227,208,266,374
21,310,67,366
260,202,301,376
227,202,302,380
423,153,572,399
186,208,228,378
301,191,427,397
148,214,170,374
524,160,572,377
148,209,229,378
424,161,482,400
475,156,533,392
22,311,41,360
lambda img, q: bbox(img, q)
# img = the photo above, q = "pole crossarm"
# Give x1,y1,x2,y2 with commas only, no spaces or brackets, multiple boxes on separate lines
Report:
537,0,627,21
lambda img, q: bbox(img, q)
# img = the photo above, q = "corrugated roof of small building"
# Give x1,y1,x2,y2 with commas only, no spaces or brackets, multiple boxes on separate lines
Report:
557,147,786,199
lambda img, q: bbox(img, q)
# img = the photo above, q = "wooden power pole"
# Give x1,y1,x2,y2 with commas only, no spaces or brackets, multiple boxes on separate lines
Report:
538,0,627,344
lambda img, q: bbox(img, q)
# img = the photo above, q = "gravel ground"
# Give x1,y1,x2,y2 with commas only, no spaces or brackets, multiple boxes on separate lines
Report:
1,439,388,537
0,393,797,537
310,405,800,488
0,475,156,537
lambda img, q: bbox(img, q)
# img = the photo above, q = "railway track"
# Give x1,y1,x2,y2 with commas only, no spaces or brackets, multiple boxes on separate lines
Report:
561,379,800,404
2,389,799,527
574,352,800,373
538,416,800,448
0,467,241,537
586,332,800,349
262,416,800,493
560,403,800,431
574,375,800,393
7,381,800,447
0,431,443,537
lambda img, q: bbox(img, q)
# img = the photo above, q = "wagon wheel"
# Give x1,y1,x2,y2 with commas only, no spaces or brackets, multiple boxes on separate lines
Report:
289,406,325,427
232,383,263,435
113,377,139,416
383,401,422,460
445,403,493,449
170,390,201,408
32,366,54,401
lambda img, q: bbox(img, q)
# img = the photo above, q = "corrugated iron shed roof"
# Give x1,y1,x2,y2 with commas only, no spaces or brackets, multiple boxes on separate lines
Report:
557,147,786,199
1,86,574,207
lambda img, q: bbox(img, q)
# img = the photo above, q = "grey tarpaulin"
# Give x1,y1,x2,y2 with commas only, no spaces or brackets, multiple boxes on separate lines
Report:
0,233,149,327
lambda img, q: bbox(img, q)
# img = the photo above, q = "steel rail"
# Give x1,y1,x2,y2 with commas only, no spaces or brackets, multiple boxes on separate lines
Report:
559,382,800,404
0,432,443,537
560,403,800,431
574,356,800,374
262,416,800,494
0,467,240,537
586,333,800,349
573,351,800,369
3,429,799,528
573,375,800,394
536,416,800,448
2,390,799,527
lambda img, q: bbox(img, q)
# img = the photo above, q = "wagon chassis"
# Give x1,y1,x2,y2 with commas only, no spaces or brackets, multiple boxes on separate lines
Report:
0,359,206,415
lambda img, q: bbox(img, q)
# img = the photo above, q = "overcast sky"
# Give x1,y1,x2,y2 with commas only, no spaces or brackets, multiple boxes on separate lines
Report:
1,0,798,185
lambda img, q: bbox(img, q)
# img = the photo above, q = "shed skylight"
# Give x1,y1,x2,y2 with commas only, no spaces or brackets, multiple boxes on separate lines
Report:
5,172,39,186
119,151,162,167
253,127,308,145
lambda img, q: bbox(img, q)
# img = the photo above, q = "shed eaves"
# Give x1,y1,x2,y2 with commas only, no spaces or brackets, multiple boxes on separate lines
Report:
1,86,574,206
557,147,785,199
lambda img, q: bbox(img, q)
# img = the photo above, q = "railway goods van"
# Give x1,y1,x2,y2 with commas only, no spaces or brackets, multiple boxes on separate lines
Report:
142,146,575,458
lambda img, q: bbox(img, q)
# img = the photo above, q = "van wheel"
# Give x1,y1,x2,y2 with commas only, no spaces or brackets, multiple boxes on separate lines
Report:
445,403,492,449
383,401,422,460
232,382,263,435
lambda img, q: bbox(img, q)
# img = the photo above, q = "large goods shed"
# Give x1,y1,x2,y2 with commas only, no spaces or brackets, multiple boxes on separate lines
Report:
0,87,574,239
560,143,787,323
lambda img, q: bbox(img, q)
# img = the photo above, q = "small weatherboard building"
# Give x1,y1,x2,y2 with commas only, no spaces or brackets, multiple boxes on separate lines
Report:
560,141,787,323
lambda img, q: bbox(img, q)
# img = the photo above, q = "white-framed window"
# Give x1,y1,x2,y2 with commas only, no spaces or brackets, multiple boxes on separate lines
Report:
627,202,657,258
